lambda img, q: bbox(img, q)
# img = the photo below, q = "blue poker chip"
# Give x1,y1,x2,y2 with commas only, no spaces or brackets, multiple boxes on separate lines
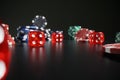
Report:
17,26,39,31
32,15,47,28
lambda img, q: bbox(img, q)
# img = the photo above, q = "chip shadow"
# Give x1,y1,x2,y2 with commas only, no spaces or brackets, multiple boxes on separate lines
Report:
103,53,120,62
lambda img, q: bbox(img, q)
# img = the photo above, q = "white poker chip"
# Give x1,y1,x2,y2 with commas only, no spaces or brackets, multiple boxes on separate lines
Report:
0,26,5,44
32,15,47,28
103,43,120,54
0,60,6,79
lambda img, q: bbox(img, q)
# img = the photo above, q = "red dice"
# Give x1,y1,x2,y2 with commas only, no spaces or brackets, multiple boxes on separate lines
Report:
0,24,15,46
52,31,63,43
0,25,8,50
0,49,11,80
1,24,9,35
0,24,10,80
88,32,104,44
28,31,46,47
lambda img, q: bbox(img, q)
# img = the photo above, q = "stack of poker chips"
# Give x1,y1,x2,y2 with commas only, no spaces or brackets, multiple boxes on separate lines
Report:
115,32,120,43
15,15,62,43
68,26,81,39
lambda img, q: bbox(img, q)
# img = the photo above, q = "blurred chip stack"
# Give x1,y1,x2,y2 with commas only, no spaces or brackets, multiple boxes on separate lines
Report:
75,28,95,42
115,32,120,43
32,15,53,41
68,26,81,39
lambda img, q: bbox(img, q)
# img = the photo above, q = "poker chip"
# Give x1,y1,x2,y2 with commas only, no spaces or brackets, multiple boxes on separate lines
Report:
0,26,5,44
17,26,38,32
103,43,120,54
115,32,120,43
75,28,94,42
68,26,81,39
32,15,47,28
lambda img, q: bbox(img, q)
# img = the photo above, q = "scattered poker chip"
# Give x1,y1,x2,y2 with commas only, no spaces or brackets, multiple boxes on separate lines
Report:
115,32,120,43
68,26,81,39
103,43,120,54
17,26,38,32
75,28,95,42
32,15,47,28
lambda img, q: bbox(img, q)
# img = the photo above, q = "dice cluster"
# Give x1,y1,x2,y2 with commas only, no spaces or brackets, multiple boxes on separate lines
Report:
0,23,12,80
1,17,120,48
15,15,64,47
68,26,105,44
1,15,120,80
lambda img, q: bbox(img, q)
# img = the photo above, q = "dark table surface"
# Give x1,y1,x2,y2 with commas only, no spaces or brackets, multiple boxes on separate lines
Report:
4,40,120,80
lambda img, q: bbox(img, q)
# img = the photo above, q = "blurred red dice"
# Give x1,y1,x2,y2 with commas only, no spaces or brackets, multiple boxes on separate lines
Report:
0,49,11,80
0,23,15,46
88,32,104,44
28,31,46,47
0,24,10,80
0,25,8,49
7,35,15,46
52,31,63,43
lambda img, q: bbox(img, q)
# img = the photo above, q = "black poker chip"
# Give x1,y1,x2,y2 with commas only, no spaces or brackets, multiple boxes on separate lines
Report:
32,15,47,28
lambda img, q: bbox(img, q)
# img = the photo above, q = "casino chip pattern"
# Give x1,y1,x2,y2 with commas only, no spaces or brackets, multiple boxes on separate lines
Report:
103,43,120,54
32,15,47,28
68,26,81,39
115,32,120,43
75,28,89,42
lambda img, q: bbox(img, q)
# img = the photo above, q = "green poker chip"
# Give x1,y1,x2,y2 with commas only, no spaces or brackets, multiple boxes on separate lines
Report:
115,32,120,43
68,26,81,39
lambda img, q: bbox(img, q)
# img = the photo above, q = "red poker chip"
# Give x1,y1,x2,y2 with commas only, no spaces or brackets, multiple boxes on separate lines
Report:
75,28,89,41
103,43,120,54
75,28,95,42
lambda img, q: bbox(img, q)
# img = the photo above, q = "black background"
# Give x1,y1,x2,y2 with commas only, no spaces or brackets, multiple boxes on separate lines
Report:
0,0,120,43
1,0,120,80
